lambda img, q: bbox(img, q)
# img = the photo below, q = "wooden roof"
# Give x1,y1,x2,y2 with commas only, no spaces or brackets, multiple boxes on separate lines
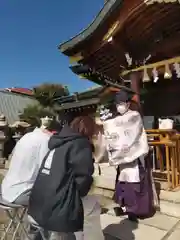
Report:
59,0,180,82
53,85,105,104
54,98,100,112
59,0,123,55
70,64,134,92
53,80,135,112
53,90,101,113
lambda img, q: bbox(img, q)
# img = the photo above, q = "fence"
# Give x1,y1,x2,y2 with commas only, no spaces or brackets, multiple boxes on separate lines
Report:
146,129,180,190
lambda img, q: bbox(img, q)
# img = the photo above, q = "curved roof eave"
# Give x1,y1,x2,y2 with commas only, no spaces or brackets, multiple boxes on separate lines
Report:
59,0,123,55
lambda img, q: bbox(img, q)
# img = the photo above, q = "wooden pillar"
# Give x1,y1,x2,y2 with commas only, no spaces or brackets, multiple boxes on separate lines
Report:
130,72,141,113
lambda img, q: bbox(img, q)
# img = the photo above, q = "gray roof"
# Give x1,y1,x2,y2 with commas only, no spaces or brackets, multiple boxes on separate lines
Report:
0,91,37,124
55,98,100,111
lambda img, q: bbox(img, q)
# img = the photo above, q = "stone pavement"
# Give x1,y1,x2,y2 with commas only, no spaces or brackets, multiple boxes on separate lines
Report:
1,169,180,239
101,212,180,240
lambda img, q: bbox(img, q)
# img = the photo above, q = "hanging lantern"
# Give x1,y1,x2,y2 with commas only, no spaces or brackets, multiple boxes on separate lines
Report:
152,68,159,83
142,68,150,82
173,63,180,78
164,63,172,79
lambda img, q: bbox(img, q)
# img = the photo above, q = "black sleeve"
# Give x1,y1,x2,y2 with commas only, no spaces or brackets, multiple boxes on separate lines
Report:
70,138,94,197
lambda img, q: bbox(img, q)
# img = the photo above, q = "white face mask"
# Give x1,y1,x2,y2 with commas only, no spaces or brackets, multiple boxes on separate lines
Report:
116,103,129,115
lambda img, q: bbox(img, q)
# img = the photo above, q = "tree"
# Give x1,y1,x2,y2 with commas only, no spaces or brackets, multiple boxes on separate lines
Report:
33,83,69,107
19,104,55,127
20,83,69,127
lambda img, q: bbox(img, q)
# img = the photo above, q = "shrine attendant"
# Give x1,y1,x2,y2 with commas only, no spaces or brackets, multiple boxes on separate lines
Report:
103,90,157,221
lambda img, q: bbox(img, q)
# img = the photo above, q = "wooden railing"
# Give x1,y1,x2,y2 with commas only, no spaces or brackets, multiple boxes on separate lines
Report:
146,129,180,190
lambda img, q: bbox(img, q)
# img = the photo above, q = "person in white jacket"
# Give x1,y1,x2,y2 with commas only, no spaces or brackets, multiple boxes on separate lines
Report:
1,127,52,205
1,118,58,240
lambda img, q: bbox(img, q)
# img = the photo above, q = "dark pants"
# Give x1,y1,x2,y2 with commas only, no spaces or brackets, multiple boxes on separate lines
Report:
115,161,155,218
14,191,48,240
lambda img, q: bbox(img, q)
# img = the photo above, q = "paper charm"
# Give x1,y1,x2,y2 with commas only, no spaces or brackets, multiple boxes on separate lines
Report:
125,52,132,66
173,63,180,78
152,68,159,83
142,68,150,82
164,63,172,79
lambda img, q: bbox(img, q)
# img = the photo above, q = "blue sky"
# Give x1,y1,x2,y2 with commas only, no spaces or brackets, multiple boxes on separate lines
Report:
0,0,103,92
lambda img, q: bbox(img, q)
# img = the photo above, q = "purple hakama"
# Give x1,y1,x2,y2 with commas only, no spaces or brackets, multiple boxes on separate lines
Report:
115,159,156,218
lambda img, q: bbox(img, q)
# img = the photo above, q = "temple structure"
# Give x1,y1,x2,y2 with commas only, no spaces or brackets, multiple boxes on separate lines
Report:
59,1,180,190
59,0,180,113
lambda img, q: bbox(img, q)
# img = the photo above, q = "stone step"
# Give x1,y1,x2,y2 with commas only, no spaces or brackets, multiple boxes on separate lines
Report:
93,185,180,218
93,163,180,218
1,167,180,218
94,186,180,218
101,212,180,240
92,175,180,218
0,164,5,169
160,200,180,218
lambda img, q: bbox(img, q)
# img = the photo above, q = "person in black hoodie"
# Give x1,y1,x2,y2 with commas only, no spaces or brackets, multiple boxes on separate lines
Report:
28,115,104,239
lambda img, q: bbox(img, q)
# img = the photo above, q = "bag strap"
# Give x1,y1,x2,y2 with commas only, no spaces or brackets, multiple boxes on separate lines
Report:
98,164,101,176
112,165,120,201
115,165,120,185
39,150,51,170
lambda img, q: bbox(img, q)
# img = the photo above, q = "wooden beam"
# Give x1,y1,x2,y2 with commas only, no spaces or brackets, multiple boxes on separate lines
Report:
122,56,180,76
130,72,141,113
80,0,143,61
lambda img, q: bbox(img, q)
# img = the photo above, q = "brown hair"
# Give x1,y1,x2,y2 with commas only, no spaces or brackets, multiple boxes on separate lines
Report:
70,116,97,139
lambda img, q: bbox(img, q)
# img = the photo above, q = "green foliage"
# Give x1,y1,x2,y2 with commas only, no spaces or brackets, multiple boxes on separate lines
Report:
20,83,69,127
0,174,3,183
19,104,55,127
33,83,69,107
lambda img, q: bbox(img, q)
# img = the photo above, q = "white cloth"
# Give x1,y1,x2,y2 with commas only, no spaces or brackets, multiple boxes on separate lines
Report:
93,133,108,164
118,156,147,183
118,160,140,182
103,110,149,166
1,128,50,202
